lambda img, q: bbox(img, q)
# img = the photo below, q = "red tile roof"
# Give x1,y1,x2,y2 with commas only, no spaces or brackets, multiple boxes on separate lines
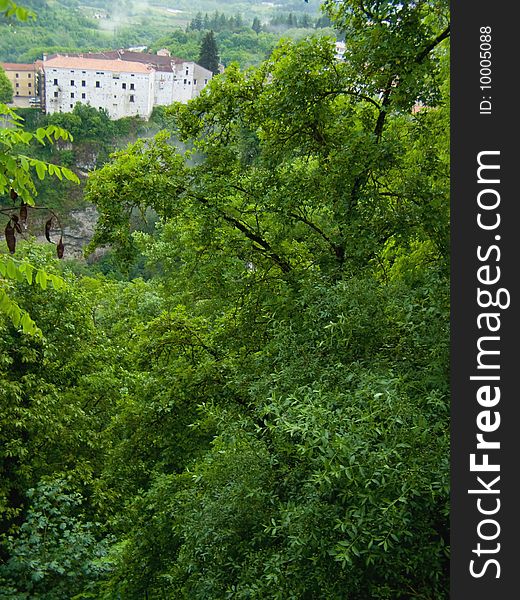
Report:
42,55,154,74
1,63,36,71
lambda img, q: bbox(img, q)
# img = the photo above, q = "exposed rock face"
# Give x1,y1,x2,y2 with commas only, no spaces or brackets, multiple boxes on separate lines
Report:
63,205,100,259
34,204,103,260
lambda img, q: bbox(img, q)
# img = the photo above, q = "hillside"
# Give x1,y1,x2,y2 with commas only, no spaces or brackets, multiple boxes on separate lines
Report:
0,0,322,63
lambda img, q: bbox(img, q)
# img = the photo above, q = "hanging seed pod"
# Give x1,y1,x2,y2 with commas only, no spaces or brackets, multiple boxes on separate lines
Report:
44,217,53,243
10,188,18,201
10,214,22,234
19,203,28,230
56,236,64,259
5,221,16,254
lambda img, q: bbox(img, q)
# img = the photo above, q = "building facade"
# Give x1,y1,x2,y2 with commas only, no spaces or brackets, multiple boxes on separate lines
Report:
42,56,155,120
41,50,213,120
1,62,38,98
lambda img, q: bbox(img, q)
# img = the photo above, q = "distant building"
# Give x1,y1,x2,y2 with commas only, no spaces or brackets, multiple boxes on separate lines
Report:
42,56,155,119
334,41,346,61
41,50,213,120
1,62,38,98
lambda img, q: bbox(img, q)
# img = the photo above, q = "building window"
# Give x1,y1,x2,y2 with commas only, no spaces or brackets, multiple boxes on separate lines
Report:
185,68,188,75
28,82,31,88
184,79,187,85
70,79,75,86
82,93,86,99
204,79,208,84
193,79,197,85
96,81,100,88
15,83,19,88
54,78,58,85
82,80,86,87
15,73,19,78
129,95,135,102
54,91,58,97
122,83,127,89
71,92,74,98
70,104,73,108
28,73,31,78
130,83,135,90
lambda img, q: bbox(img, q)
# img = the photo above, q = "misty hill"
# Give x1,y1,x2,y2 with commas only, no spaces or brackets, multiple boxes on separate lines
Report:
0,0,321,63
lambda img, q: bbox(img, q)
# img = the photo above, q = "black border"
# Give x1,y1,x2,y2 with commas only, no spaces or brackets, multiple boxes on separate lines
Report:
451,1,519,596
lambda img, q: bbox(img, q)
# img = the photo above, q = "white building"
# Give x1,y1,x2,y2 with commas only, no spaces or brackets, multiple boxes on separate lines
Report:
43,56,155,119
335,41,346,61
41,50,213,120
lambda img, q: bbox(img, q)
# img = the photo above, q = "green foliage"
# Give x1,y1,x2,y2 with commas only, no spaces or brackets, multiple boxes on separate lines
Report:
0,255,65,336
0,0,321,65
46,104,115,145
5,104,145,218
0,101,78,334
0,478,111,599
0,103,77,204
0,65,12,103
152,25,329,69
2,2,450,598
252,16,262,34
0,246,146,586
80,2,449,594
0,1,102,63
0,0,35,22
198,30,220,74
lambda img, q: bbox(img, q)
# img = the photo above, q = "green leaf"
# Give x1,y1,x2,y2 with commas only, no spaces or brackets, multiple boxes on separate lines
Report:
6,258,17,279
35,269,48,290
61,167,80,183
35,162,47,180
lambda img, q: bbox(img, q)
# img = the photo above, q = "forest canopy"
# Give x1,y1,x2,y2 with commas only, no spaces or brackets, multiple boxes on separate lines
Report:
1,1,450,598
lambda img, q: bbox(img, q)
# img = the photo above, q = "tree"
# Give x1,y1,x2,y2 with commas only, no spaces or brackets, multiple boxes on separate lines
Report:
198,30,220,75
252,16,262,34
83,2,450,595
47,103,115,144
0,66,13,104
190,11,203,31
233,13,243,29
0,248,143,597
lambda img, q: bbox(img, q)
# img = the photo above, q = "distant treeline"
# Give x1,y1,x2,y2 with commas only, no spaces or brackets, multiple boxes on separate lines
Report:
188,10,332,33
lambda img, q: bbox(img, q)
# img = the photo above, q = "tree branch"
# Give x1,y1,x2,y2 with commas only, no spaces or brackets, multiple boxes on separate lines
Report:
416,25,450,64
319,89,382,111
190,193,291,273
